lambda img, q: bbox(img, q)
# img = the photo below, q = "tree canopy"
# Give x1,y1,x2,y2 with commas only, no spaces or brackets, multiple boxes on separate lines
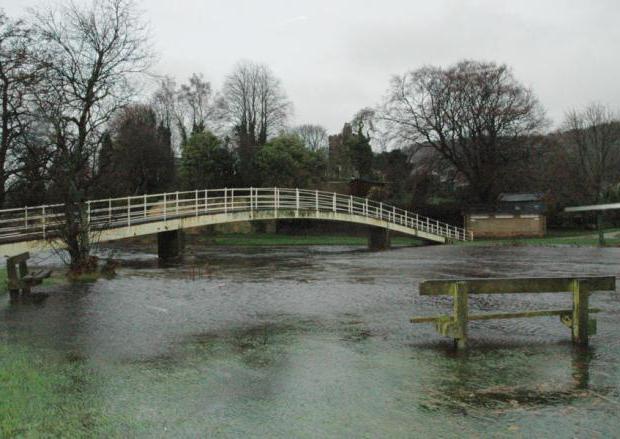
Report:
380,60,546,203
180,130,236,190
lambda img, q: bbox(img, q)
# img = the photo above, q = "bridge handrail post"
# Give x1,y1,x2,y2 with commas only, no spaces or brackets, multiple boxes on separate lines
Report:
175,191,179,215
379,202,383,221
87,201,91,226
127,197,131,227
393,206,396,223
24,206,28,232
42,206,46,239
144,194,147,218
231,189,235,211
315,190,319,214
250,187,254,215
224,188,227,213
365,199,368,216
205,189,208,213
296,188,300,213
163,195,167,222
195,190,199,216
332,192,336,213
404,211,407,227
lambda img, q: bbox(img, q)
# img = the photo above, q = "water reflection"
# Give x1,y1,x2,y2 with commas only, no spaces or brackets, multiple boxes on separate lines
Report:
418,343,603,414
571,345,592,390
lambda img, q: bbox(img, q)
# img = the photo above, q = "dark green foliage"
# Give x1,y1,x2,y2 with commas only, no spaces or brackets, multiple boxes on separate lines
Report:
96,105,175,197
346,127,373,178
373,149,413,205
180,131,236,189
253,134,326,187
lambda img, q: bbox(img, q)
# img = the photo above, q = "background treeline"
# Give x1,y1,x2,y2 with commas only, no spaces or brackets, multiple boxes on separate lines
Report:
2,0,620,263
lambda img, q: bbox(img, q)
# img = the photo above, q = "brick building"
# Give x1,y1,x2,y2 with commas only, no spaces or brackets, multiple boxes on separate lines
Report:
465,193,547,238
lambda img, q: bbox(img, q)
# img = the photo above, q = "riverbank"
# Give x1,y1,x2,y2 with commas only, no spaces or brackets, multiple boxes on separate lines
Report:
461,228,620,247
207,232,424,247
109,231,426,249
170,229,620,248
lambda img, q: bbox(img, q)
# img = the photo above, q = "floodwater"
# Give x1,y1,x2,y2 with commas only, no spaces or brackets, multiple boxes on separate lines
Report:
1,243,620,437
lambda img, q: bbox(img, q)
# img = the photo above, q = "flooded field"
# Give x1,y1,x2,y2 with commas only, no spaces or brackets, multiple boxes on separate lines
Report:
1,244,620,437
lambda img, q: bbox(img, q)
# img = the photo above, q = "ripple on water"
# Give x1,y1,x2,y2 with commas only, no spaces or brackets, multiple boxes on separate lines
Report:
1,244,620,437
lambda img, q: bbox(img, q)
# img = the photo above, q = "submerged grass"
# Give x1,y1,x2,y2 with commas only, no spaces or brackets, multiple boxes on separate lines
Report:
0,343,131,438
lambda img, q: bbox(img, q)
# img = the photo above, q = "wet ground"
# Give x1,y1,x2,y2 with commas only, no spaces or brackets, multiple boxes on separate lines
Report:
1,244,620,437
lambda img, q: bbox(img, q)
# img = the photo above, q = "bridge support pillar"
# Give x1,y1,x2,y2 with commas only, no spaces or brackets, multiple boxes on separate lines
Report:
368,227,391,251
158,230,185,260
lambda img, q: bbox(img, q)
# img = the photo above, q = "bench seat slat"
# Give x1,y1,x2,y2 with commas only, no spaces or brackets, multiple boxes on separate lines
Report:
420,277,616,296
411,308,601,323
22,269,52,282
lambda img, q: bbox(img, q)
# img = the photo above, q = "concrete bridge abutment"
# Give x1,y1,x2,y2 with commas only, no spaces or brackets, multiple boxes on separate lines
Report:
368,226,391,251
157,230,185,260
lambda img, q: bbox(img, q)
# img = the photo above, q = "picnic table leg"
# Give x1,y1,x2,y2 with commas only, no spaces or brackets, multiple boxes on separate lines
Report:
18,260,30,295
6,259,19,299
453,282,469,350
571,279,589,345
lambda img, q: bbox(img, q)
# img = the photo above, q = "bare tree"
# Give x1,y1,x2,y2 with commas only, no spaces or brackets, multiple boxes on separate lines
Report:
380,60,546,203
0,12,42,207
564,103,620,203
219,60,291,182
293,124,327,151
177,73,213,138
31,0,152,272
152,76,177,131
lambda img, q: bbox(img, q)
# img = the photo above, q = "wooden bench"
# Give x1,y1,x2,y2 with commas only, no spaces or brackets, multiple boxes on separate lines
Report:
411,276,616,349
6,252,52,299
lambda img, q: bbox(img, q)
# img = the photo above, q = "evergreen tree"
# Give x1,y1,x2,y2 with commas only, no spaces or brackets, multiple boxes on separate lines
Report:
180,131,236,189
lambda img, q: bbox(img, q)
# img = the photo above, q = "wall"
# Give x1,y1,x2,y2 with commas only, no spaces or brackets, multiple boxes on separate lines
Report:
465,214,546,238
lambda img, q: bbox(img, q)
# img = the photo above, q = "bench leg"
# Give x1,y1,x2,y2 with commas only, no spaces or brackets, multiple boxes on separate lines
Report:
571,279,590,345
453,282,469,350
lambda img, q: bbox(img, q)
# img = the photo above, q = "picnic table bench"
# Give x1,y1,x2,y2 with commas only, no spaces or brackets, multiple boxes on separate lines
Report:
6,252,52,299
411,276,616,349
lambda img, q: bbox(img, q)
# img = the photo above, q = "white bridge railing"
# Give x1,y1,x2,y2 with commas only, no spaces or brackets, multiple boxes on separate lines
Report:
0,188,472,243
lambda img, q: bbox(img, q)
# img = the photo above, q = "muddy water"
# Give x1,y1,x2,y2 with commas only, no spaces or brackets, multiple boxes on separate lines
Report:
2,244,620,437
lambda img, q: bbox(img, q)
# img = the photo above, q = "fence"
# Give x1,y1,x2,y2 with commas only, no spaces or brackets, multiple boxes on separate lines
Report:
0,188,472,244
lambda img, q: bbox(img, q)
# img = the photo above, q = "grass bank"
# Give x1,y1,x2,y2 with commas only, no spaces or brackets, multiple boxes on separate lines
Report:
206,233,425,247
0,344,132,437
461,228,620,247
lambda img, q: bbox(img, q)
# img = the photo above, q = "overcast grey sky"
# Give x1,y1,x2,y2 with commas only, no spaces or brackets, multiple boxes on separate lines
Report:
4,0,620,133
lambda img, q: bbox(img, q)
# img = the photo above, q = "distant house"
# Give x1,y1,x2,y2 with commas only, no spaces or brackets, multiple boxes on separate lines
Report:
465,193,547,238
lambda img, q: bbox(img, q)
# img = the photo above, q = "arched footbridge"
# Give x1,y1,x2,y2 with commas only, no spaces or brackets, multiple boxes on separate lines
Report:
0,188,472,256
